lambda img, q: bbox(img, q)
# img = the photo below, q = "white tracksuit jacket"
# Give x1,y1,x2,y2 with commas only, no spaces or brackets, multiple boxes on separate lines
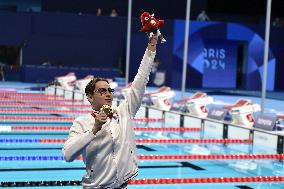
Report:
62,48,156,188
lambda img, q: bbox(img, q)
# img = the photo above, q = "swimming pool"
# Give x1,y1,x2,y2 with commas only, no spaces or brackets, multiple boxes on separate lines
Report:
0,90,284,189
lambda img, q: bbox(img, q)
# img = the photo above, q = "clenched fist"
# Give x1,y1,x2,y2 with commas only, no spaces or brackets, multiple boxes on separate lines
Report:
92,111,108,135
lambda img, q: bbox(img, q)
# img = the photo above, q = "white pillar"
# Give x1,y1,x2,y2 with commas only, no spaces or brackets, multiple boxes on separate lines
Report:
181,0,192,98
125,0,132,85
261,0,272,114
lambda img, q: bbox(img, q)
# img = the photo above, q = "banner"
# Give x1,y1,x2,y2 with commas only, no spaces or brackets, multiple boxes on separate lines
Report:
202,40,238,88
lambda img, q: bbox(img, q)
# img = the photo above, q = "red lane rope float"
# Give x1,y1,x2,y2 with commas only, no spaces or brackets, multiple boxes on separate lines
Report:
10,126,199,132
0,94,62,97
0,103,90,108
133,118,164,122
39,139,66,143
277,115,284,119
0,110,164,120
39,138,252,144
75,154,284,161
11,126,70,131
0,97,82,103
136,154,284,160
128,176,284,184
0,93,49,96
0,116,163,123
0,114,163,123
0,94,64,98
135,138,253,144
2,154,283,161
134,127,200,132
0,116,74,122
0,109,90,114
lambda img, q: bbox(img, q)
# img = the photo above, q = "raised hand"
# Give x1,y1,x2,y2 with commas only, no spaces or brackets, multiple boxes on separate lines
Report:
147,34,158,52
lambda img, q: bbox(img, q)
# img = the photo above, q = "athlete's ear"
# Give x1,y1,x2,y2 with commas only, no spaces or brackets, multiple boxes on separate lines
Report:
87,95,93,104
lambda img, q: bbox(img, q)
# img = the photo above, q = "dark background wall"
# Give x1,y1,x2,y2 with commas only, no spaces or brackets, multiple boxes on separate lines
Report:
1,11,284,90
24,13,127,68
0,0,284,90
0,12,126,82
0,12,127,69
41,0,284,21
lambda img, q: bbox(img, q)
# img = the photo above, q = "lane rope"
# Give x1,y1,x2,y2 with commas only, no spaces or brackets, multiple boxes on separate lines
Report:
1,176,284,187
129,176,284,184
2,126,199,132
0,109,90,114
0,138,252,144
0,116,164,123
0,98,82,103
0,154,283,161
0,103,90,108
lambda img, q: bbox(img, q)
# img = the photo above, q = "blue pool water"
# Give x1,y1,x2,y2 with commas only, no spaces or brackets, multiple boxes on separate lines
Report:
0,83,284,188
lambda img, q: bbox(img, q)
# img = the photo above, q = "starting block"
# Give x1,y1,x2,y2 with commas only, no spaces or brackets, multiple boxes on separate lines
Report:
224,99,261,127
142,86,175,111
74,75,94,92
275,115,284,131
54,72,77,91
171,92,213,118
113,83,132,101
74,76,118,93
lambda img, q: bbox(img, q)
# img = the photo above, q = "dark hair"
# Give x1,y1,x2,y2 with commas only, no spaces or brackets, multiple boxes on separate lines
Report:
85,77,109,96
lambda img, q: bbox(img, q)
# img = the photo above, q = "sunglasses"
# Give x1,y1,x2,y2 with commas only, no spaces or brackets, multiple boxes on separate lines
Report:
94,88,115,96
